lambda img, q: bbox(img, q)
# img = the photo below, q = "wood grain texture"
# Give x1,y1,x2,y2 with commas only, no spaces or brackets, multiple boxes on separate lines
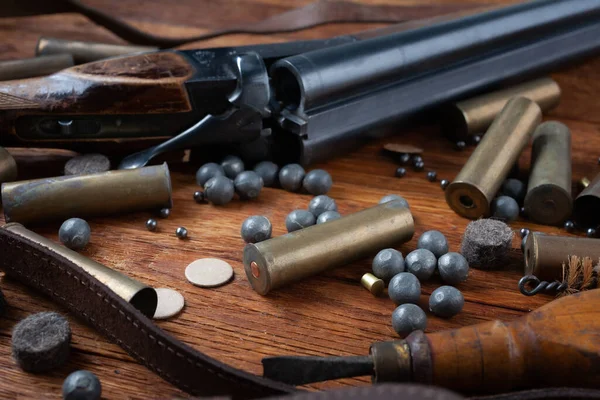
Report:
0,0,599,398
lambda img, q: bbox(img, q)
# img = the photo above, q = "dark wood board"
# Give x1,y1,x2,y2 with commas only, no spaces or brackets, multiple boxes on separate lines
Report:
0,0,599,398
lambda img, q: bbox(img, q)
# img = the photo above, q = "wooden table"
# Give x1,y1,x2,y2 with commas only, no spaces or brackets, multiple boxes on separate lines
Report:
1,0,600,398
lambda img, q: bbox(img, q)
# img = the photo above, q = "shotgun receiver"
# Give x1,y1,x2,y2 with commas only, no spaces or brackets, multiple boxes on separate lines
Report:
1,0,600,167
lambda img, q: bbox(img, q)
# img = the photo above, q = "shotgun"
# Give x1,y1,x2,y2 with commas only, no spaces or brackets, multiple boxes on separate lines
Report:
0,0,599,167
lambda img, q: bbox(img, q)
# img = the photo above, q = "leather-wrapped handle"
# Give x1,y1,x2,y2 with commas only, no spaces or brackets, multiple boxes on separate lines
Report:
0,227,295,399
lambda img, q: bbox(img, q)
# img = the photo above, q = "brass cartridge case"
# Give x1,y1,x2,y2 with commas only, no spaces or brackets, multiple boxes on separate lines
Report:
361,273,384,296
524,122,572,226
574,172,600,229
0,54,74,81
36,37,158,64
0,147,17,185
244,200,414,295
446,97,541,219
3,222,157,317
2,163,172,224
443,77,560,140
523,232,600,282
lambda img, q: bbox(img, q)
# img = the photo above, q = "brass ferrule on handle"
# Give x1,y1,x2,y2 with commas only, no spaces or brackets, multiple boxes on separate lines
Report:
36,37,158,64
442,77,560,140
523,232,600,281
524,121,572,226
3,223,158,317
574,172,600,229
243,200,414,295
446,97,541,219
1,163,172,225
0,147,17,185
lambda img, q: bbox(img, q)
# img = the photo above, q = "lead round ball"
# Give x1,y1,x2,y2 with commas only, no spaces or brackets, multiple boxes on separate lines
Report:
241,216,272,243
417,230,448,258
221,155,245,179
285,210,316,232
195,163,225,186
429,286,464,318
391,304,427,337
62,370,102,400
204,176,235,205
59,218,91,250
438,252,469,285
176,227,188,239
388,272,421,305
303,169,333,195
316,211,341,224
234,171,263,200
308,195,337,217
279,164,306,192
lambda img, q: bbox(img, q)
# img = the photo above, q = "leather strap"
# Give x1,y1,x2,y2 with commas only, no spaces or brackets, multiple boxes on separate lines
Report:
1,0,475,47
0,227,296,399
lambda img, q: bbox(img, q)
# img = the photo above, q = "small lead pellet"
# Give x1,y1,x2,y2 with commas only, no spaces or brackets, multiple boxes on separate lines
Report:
429,286,464,318
440,179,450,190
501,179,526,204
564,220,575,232
317,210,341,224
159,208,171,218
62,370,101,400
379,194,409,208
455,141,466,151
204,176,234,205
193,191,204,203
146,218,157,232
253,161,279,187
279,164,306,192
388,272,421,305
587,228,597,238
185,258,234,287
413,160,424,171
176,227,188,239
438,252,469,285
308,195,337,217
372,249,405,281
395,167,407,178
303,169,333,195
417,230,448,258
491,196,520,222
59,218,91,250
392,304,427,337
234,171,263,200
221,155,245,179
195,163,225,186
405,249,437,281
520,228,530,238
426,171,437,182
241,215,272,243
285,210,316,232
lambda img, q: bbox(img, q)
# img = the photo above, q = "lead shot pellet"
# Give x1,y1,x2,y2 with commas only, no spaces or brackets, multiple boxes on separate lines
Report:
372,248,405,281
308,195,337,217
176,227,188,239
241,216,272,243
520,228,530,239
279,164,306,192
285,210,316,232
59,218,91,250
405,248,437,281
391,304,427,337
193,191,205,203
501,179,526,204
303,169,332,195
417,230,448,258
234,171,263,200
429,286,464,318
564,220,575,232
204,175,234,205
253,161,279,187
195,163,225,186
388,272,421,305
395,167,407,178
62,370,102,400
491,195,520,222
440,179,450,190
146,218,157,232
221,155,244,179
438,252,469,284
159,208,170,218
426,171,437,182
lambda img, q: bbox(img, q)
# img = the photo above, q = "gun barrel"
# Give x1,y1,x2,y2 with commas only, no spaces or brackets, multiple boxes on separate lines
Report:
271,0,600,111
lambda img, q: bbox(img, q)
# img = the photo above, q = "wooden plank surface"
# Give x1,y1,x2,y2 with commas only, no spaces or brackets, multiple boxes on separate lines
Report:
0,0,599,398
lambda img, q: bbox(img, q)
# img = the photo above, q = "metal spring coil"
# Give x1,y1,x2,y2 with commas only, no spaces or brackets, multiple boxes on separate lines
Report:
518,275,568,296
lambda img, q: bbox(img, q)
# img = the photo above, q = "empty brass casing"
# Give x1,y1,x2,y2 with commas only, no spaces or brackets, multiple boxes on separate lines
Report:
36,37,158,64
524,232,600,282
443,77,560,140
574,172,600,229
361,273,384,296
244,200,414,295
2,163,172,224
0,147,17,185
0,54,74,81
446,97,541,219
524,122,572,226
3,222,157,317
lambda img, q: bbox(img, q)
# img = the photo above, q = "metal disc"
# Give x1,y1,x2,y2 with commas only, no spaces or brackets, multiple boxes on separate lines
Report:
153,288,185,320
185,258,234,288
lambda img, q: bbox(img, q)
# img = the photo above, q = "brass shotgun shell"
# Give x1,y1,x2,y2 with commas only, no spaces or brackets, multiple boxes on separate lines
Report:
36,37,158,64
1,163,172,224
524,232,600,282
0,54,74,81
443,77,560,140
0,147,17,185
361,273,384,296
574,173,600,229
524,122,572,226
244,200,414,295
446,97,541,219
3,223,158,317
